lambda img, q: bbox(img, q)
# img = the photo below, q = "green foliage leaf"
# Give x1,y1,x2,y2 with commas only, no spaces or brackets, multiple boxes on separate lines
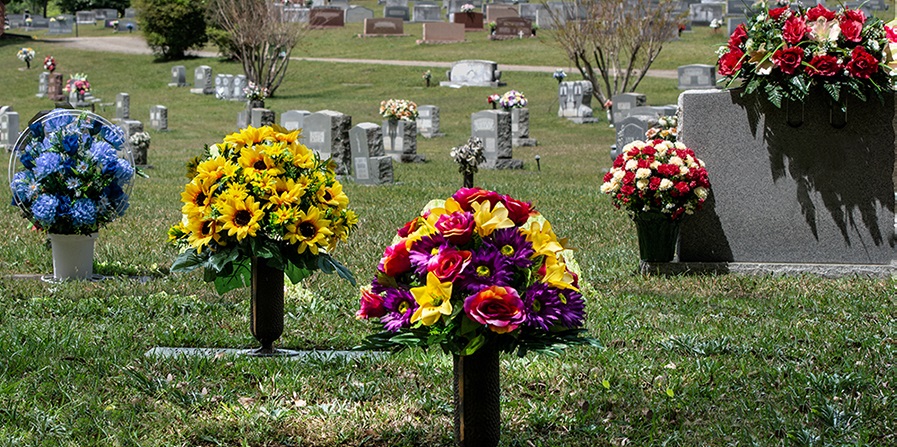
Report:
764,83,783,108
284,261,313,285
460,334,486,356
823,82,841,103
169,249,204,273
212,259,250,294
317,254,357,286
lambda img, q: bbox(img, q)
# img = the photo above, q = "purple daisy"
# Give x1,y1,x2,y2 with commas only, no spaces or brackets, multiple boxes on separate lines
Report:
381,287,418,332
456,247,513,294
522,282,562,331
557,288,586,328
408,234,446,276
486,228,534,269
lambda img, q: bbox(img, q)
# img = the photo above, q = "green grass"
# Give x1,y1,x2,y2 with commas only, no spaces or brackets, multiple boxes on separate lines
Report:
0,27,896,446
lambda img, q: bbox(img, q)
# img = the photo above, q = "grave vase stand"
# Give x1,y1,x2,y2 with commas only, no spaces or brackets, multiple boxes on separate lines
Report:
463,172,474,188
385,119,399,151
453,345,501,447
633,211,680,263
250,256,286,355
49,233,97,280
248,99,265,110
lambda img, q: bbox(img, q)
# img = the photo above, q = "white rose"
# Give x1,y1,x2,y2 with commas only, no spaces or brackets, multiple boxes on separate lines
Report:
659,179,673,190
650,161,660,169
600,182,616,194
625,159,638,171
695,187,708,200
636,168,652,179
680,166,689,176
636,179,649,190
613,170,625,181
669,156,683,166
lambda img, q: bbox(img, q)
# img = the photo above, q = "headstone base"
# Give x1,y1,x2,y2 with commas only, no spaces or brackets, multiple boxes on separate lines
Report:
389,153,427,163
419,131,445,138
512,137,537,147
145,347,384,361
189,88,213,95
481,158,524,170
567,117,601,124
640,261,897,278
439,81,504,88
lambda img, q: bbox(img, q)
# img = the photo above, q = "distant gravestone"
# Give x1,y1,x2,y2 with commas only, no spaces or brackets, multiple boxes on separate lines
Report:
417,105,444,138
93,8,117,20
509,108,536,147
492,16,532,39
302,110,352,174
422,22,465,43
124,7,136,17
382,120,424,162
48,73,65,101
119,119,143,157
485,4,518,22
413,4,442,22
283,6,310,22
190,66,213,95
232,75,247,101
48,17,73,34
349,122,394,185
451,11,484,30
281,110,311,131
383,5,410,20
448,0,482,13
677,64,716,90
557,81,599,124
345,6,374,23
689,2,724,26
251,108,275,128
310,8,345,27
615,115,651,150
215,74,234,100
727,16,747,37
726,0,750,16
364,17,405,35
440,60,502,87
149,105,168,131
386,0,409,7
76,11,96,24
36,72,49,98
169,65,186,87
471,110,522,169
115,92,130,120
519,4,550,28
237,110,250,130
330,0,350,10
611,92,647,124
0,111,20,151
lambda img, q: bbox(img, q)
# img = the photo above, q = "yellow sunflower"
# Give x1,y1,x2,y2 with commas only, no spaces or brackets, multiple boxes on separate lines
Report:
217,182,249,203
316,181,349,210
195,156,236,185
285,207,333,255
187,214,225,251
267,178,307,209
238,146,284,179
224,125,273,148
181,181,214,217
218,196,265,241
288,143,315,169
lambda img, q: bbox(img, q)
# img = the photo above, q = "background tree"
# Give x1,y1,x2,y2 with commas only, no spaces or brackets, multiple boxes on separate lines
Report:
6,0,50,17
54,0,130,15
206,0,306,97
548,0,685,107
133,0,207,60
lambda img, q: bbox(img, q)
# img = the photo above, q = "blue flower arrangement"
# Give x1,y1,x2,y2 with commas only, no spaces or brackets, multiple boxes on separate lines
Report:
9,109,135,235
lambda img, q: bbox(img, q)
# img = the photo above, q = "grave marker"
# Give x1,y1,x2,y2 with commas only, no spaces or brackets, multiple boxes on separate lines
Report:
232,75,247,101
382,120,424,162
440,60,502,87
615,115,651,150
36,72,49,98
0,111,20,151
510,108,536,146
281,110,311,131
345,6,373,23
302,110,352,174
492,16,532,39
168,65,186,87
76,11,96,24
310,8,345,28
677,64,717,90
283,6,310,22
48,16,73,34
688,2,724,26
422,22,465,43
485,4,518,23
349,122,394,185
417,105,445,138
470,110,522,169
190,66,214,95
383,5,410,21
149,105,168,131
48,73,65,101
412,4,442,22
611,92,646,124
251,108,276,128
451,11,484,30
364,18,405,36
557,81,599,123
115,92,130,120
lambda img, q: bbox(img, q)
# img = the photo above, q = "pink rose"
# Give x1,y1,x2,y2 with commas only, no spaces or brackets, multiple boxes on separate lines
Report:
782,15,807,45
463,285,526,334
887,25,897,42
379,240,411,277
772,46,805,74
499,195,534,225
718,48,744,76
452,187,502,211
435,211,476,245
847,46,879,79
805,54,841,77
427,246,472,281
356,288,387,319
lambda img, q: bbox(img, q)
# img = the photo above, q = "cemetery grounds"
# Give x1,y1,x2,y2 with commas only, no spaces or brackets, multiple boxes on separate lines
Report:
0,9,895,446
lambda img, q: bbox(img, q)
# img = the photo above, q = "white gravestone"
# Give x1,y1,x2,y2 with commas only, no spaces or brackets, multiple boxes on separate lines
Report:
190,66,214,95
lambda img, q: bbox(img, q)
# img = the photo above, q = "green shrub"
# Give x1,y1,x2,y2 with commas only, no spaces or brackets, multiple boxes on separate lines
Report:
134,0,207,60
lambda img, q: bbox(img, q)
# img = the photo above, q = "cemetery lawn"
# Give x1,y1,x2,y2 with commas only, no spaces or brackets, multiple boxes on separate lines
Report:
1,32,896,446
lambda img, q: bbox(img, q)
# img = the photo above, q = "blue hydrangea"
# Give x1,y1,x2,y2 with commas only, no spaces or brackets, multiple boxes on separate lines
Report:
33,152,63,179
100,126,125,149
28,120,45,141
31,194,59,225
113,158,134,184
90,141,117,167
43,111,75,133
70,199,97,226
11,171,37,205
62,132,81,155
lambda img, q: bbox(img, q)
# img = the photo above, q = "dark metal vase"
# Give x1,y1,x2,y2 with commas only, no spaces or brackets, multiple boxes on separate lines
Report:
633,211,681,263
250,256,285,355
463,172,474,189
453,345,501,447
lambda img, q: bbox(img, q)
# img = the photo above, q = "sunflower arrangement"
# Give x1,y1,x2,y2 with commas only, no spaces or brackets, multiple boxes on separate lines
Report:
169,125,358,293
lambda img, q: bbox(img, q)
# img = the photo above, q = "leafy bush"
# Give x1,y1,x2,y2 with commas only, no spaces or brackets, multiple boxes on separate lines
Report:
134,0,207,60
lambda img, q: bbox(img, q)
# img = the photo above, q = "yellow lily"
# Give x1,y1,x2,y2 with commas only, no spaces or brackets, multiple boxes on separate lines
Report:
410,272,453,326
523,220,565,258
471,200,515,237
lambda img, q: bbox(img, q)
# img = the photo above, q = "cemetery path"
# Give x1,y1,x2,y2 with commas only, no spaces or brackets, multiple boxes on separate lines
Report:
51,36,679,79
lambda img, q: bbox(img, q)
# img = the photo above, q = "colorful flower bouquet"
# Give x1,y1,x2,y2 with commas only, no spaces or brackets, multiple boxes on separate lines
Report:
357,188,595,356
450,137,486,179
17,47,35,69
717,2,897,108
460,3,476,13
645,115,679,142
243,81,269,101
129,131,151,152
64,73,91,96
498,90,528,110
9,109,135,235
601,139,710,221
486,93,501,107
168,125,358,293
553,68,567,83
379,98,419,122
43,55,56,73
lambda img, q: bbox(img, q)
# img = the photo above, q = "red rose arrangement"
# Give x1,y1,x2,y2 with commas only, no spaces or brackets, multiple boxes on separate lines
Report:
717,3,897,108
356,188,596,356
601,139,710,221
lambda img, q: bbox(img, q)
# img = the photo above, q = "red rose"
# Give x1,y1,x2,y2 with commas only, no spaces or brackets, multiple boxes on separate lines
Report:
674,181,691,195
463,286,526,334
649,177,661,190
612,154,625,168
718,48,744,76
379,240,411,277
603,171,613,183
641,145,657,156
356,288,387,320
728,23,747,49
772,46,805,74
768,6,789,20
657,164,680,177
620,185,636,196
847,46,879,79
842,9,865,23
805,54,840,77
435,211,476,245
622,171,636,184
452,187,501,211
500,194,534,225
626,147,641,157
782,15,807,45
637,158,652,169
806,4,835,21
840,19,862,43
428,247,472,281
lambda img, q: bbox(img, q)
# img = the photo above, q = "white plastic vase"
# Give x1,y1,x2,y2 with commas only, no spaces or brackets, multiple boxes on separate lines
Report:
49,233,97,280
